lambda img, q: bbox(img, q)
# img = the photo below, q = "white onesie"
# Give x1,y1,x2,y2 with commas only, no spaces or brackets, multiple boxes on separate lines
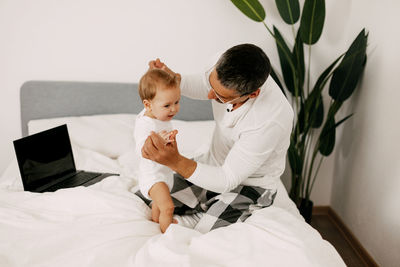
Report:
134,109,174,199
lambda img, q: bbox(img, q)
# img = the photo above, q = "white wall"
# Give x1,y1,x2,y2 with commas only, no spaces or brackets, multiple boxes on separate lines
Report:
0,0,342,206
330,1,400,266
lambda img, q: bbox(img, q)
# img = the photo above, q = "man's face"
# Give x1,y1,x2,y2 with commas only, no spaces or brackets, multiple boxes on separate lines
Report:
206,69,247,104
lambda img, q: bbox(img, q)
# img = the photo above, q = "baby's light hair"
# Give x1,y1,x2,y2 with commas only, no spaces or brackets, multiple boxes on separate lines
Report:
138,69,179,101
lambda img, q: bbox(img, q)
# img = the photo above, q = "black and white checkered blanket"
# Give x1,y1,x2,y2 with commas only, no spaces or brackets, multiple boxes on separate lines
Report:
135,173,276,233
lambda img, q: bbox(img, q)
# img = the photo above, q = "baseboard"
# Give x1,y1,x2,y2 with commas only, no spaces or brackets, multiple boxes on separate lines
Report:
312,206,378,267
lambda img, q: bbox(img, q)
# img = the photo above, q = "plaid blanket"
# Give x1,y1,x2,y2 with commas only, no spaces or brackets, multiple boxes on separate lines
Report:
135,173,276,233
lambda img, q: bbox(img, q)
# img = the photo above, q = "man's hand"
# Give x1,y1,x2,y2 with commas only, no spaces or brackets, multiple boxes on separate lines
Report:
141,131,180,169
148,58,181,83
142,131,197,178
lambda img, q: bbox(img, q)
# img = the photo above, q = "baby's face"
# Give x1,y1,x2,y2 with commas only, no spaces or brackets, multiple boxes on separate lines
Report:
148,85,181,121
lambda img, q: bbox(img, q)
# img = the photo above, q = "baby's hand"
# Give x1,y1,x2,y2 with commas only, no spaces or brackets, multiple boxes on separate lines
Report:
158,130,170,143
157,130,178,144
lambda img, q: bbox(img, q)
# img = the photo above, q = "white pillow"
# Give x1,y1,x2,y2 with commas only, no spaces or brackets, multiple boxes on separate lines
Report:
28,114,136,159
28,114,215,159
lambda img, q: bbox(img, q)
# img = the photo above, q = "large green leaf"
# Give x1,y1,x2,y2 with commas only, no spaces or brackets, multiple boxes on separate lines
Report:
312,53,344,98
288,141,302,175
299,0,325,45
230,0,266,22
318,110,353,156
301,54,343,130
274,26,296,95
293,30,305,93
318,116,335,156
297,102,306,133
296,55,342,134
297,94,323,134
329,29,368,102
275,0,300,24
311,96,324,128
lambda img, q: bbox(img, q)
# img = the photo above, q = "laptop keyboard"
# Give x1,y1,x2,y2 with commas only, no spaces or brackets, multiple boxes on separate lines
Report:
46,172,101,192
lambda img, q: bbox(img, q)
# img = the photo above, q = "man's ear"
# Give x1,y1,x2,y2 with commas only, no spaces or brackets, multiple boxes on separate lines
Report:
248,88,261,99
143,99,151,110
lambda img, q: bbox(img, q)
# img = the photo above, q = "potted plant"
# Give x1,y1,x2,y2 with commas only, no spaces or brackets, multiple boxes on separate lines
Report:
230,0,368,222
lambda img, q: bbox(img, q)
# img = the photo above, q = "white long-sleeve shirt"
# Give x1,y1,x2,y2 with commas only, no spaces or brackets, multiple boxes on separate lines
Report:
181,73,294,194
134,109,174,199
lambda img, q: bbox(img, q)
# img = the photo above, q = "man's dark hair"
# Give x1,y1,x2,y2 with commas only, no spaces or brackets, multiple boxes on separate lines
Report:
215,43,271,95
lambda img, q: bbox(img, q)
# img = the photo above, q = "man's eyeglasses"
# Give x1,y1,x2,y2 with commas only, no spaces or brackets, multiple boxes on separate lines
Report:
205,67,247,104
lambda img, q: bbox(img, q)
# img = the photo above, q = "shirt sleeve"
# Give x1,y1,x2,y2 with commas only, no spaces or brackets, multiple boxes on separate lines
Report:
187,121,288,193
180,74,209,100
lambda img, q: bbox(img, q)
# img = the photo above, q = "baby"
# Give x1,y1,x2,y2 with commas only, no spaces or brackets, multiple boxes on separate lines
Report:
134,69,180,233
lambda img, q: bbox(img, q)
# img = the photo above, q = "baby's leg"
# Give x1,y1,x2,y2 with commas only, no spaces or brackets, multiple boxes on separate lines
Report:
149,182,175,233
158,210,175,233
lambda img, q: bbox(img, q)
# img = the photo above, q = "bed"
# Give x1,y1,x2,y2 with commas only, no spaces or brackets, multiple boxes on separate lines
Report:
0,81,345,267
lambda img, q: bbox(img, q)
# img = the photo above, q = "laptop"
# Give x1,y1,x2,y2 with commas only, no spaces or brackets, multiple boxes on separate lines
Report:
13,124,118,193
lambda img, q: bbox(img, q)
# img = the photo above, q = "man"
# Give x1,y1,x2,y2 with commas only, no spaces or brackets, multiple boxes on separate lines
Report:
139,43,294,233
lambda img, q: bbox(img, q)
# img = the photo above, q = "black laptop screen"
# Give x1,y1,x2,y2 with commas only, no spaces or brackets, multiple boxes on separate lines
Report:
13,124,76,190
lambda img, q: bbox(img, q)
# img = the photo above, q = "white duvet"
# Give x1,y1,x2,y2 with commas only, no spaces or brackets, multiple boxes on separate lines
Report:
0,115,345,267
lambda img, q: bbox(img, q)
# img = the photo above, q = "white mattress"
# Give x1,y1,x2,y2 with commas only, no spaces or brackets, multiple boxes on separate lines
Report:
0,114,345,267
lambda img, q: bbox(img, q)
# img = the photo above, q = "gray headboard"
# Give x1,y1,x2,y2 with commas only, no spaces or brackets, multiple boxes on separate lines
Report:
20,81,214,137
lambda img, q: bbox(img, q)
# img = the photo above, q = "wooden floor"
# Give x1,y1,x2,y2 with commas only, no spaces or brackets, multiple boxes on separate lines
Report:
311,214,366,266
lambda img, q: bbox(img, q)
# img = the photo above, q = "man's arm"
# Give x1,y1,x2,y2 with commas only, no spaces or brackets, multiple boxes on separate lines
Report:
148,59,209,100
142,122,289,193
191,122,289,193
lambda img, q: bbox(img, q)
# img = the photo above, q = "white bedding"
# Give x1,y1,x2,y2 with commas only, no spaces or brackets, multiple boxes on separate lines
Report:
0,115,345,267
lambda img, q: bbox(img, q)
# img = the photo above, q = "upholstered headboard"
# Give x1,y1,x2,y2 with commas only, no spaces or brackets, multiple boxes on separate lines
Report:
20,81,213,136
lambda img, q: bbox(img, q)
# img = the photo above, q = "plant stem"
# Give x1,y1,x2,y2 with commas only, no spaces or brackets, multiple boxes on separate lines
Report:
305,139,320,200
301,129,314,197
291,24,296,41
307,45,312,96
262,21,275,38
309,155,324,197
